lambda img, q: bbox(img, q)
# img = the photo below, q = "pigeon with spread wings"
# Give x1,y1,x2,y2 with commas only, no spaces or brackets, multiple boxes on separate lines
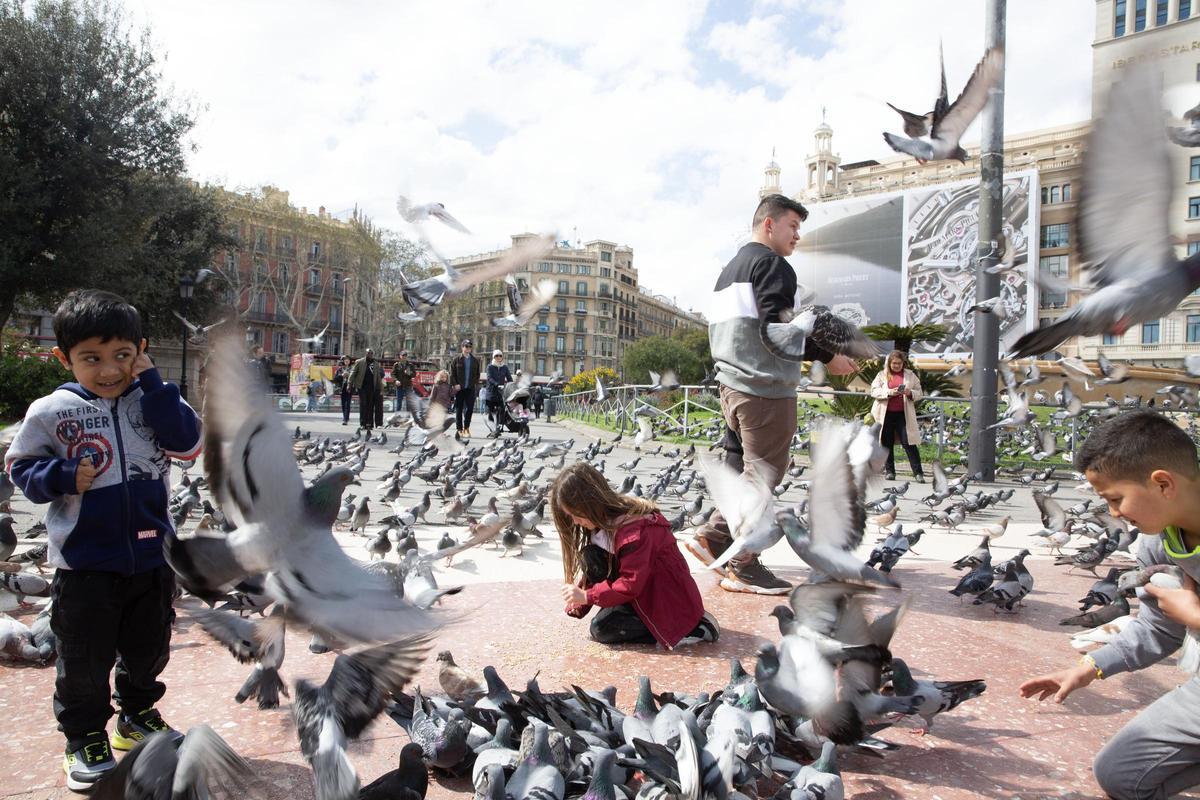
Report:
883,46,1003,164
1010,66,1200,358
401,235,554,316
492,277,556,328
164,335,443,645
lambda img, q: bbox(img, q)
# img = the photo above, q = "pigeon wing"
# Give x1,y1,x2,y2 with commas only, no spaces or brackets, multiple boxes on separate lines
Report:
1079,66,1175,288
808,422,867,553
503,275,522,315
699,455,773,541
444,235,554,297
192,608,274,663
326,636,431,739
172,724,254,798
882,132,933,161
931,46,1004,146
514,280,556,324
430,206,472,234
788,581,872,638
1034,491,1068,531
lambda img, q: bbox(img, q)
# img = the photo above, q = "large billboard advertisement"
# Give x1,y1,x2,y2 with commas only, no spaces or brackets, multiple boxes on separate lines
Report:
790,192,905,329
901,170,1039,355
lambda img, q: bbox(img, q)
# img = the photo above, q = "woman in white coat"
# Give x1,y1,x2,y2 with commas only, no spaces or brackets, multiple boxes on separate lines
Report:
870,349,925,482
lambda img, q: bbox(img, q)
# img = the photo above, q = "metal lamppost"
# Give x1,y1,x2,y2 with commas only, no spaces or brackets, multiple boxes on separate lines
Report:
178,274,194,400
339,276,354,357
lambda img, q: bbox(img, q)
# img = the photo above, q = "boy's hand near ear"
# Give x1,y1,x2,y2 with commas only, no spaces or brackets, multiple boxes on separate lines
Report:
131,350,154,378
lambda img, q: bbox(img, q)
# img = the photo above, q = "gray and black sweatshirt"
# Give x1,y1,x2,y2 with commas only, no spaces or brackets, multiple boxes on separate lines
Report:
1090,531,1198,678
708,242,832,398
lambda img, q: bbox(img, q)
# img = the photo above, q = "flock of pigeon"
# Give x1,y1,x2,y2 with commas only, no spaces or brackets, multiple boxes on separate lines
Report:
1,33,1200,800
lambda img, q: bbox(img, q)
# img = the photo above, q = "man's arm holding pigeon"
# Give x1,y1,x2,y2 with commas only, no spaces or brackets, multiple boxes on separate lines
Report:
1089,537,1185,679
750,254,833,364
136,357,203,461
4,402,81,501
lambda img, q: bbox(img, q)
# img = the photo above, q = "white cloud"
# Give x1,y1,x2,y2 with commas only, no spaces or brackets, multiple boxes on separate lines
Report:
122,0,1097,313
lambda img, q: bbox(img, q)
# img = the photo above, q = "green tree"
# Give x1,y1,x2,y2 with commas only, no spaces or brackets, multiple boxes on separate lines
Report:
861,323,949,354
371,231,431,355
0,0,222,337
622,336,703,385
673,327,711,372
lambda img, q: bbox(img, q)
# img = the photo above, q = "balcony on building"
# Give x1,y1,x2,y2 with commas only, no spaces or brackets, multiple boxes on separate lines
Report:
304,281,325,296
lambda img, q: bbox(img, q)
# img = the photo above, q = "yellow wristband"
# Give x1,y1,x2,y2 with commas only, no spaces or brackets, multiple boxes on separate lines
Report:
1080,654,1104,680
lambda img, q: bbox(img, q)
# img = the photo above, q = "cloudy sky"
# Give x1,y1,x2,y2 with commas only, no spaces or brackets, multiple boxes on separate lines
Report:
122,0,1097,311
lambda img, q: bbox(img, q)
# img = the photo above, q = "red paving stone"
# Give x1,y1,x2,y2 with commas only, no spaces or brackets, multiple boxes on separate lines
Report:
1,560,1198,799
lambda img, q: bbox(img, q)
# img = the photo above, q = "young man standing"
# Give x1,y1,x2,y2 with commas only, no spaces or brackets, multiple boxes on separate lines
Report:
689,194,856,595
449,339,479,438
391,351,418,419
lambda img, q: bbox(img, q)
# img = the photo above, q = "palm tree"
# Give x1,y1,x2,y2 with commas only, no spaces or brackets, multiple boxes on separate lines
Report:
861,322,949,354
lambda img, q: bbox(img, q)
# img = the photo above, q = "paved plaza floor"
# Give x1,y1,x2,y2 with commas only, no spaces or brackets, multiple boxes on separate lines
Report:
0,411,1194,799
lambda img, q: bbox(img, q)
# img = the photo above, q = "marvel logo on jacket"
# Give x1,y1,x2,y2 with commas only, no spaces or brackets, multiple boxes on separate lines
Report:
4,368,202,575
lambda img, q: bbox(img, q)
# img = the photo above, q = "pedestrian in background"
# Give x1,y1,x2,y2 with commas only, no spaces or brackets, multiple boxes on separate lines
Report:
485,349,512,428
449,339,480,438
334,355,353,425
392,351,418,418
350,348,385,432
869,349,925,482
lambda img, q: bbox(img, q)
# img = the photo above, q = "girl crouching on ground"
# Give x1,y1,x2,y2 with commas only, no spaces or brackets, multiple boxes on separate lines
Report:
553,462,719,649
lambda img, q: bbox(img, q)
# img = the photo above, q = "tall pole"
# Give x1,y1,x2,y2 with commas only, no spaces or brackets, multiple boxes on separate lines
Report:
339,276,353,356
179,310,189,401
967,0,1006,481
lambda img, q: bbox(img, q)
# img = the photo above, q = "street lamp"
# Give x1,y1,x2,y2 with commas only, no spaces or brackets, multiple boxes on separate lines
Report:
339,275,355,356
178,274,194,400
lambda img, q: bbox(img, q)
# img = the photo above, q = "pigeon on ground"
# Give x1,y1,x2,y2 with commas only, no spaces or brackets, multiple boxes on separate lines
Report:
359,742,429,800
887,658,986,735
437,651,486,702
294,636,431,800
0,614,49,662
882,46,1004,164
0,515,15,562
1010,67,1200,357
1060,595,1131,628
0,571,49,605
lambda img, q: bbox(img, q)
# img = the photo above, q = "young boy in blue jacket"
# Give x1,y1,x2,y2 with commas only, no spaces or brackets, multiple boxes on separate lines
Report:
1020,410,1200,800
4,290,202,791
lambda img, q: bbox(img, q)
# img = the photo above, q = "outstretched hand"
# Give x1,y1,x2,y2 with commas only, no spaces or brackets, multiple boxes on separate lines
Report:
561,583,587,606
1018,662,1096,704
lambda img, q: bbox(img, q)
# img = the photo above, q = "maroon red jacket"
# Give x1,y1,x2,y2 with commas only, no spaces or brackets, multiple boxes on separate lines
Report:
566,512,705,649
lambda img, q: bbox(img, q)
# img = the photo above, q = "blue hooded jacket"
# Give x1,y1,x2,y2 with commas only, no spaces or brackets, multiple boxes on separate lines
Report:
4,368,202,575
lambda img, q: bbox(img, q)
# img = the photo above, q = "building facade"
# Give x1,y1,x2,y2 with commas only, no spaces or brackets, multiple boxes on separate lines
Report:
399,235,704,380
768,3,1200,366
637,288,707,340
209,186,383,385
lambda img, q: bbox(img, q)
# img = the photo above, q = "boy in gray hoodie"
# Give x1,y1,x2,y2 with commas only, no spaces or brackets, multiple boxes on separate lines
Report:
1020,410,1200,800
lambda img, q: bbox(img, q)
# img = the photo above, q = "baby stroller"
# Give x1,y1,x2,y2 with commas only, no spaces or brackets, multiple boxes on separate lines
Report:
488,384,531,438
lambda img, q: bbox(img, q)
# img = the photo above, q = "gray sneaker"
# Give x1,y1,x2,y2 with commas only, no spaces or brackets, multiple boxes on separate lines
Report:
63,731,116,792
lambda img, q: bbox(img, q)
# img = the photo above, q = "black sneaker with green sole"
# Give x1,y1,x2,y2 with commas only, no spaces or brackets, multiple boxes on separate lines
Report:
63,731,116,792
111,708,184,751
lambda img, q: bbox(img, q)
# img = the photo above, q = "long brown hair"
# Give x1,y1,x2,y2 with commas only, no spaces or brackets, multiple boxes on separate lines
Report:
551,462,657,583
885,349,908,374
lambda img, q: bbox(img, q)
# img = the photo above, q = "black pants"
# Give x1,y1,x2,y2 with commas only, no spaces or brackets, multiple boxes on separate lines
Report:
880,410,922,476
359,389,383,430
590,604,657,644
455,387,476,431
51,566,176,749
340,390,352,423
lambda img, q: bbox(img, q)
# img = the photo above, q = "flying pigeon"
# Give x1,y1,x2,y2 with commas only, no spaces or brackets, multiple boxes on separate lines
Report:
400,235,554,318
164,335,444,645
1168,100,1200,146
396,196,472,234
1010,67,1200,358
882,46,1004,164
492,277,557,328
